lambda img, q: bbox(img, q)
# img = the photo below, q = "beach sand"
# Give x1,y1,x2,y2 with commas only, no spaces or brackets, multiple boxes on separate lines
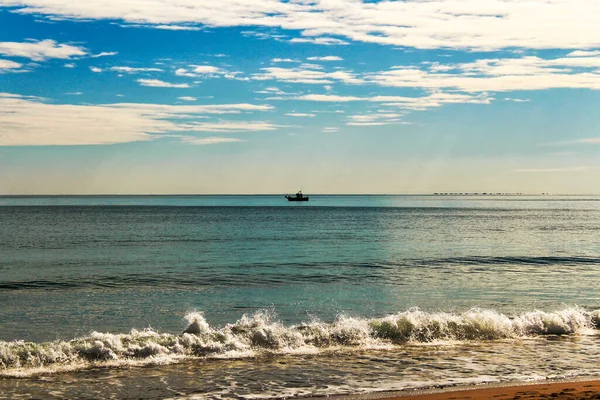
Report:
327,380,600,400
400,380,600,399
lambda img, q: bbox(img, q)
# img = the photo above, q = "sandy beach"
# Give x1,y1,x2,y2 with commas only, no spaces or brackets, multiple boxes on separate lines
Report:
343,380,600,400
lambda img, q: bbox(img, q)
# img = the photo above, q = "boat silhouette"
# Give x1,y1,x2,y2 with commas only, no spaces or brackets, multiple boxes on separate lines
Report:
285,191,309,202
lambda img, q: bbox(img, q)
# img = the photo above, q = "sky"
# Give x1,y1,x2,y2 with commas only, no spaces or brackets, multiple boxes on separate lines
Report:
1,0,600,194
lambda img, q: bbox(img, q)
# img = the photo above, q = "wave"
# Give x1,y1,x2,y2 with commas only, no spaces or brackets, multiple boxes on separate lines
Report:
2,307,600,377
3,256,600,291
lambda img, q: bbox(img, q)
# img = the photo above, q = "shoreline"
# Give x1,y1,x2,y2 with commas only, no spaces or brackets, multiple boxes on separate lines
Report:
319,378,600,399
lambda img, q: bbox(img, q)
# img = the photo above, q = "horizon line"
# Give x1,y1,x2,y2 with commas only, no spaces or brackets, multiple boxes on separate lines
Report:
0,193,597,197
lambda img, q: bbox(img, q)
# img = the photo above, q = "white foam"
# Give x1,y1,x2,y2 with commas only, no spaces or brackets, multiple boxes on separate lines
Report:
1,307,598,377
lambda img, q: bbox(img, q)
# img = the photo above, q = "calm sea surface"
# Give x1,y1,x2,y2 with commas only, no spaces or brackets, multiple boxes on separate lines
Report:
1,195,600,399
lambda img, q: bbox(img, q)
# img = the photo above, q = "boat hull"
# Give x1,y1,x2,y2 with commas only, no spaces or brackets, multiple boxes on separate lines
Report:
285,196,309,201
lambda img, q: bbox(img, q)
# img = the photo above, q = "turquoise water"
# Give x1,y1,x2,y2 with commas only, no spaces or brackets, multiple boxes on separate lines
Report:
1,195,600,398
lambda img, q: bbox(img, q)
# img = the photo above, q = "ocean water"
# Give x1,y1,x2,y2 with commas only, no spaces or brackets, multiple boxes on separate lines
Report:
1,195,600,399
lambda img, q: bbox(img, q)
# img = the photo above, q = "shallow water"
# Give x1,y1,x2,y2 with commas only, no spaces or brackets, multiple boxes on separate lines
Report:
1,195,600,398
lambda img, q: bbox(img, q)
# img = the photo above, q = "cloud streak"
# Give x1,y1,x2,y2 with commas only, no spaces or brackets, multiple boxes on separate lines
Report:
0,39,86,61
137,79,190,88
287,92,492,110
0,93,275,146
0,59,22,70
4,1,600,50
180,136,245,145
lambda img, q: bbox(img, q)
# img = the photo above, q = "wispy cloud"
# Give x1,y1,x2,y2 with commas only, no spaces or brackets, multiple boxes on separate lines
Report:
285,113,316,117
254,66,364,85
0,59,22,70
306,56,343,61
137,79,190,88
346,113,404,126
0,39,86,61
178,96,197,102
109,66,164,73
7,1,600,50
566,50,600,57
290,38,349,46
0,93,275,146
174,65,237,79
287,93,492,110
90,66,102,73
368,56,600,92
91,51,118,58
180,136,245,145
504,98,530,102
155,25,201,31
271,58,297,63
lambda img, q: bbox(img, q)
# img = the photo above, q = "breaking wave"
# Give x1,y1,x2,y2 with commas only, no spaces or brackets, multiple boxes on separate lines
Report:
2,307,600,377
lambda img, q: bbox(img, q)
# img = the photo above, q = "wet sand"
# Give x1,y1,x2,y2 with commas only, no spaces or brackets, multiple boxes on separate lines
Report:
393,380,600,399
405,381,600,399
325,380,600,400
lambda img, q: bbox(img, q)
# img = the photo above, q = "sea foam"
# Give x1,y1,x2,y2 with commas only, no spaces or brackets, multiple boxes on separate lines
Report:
1,307,598,377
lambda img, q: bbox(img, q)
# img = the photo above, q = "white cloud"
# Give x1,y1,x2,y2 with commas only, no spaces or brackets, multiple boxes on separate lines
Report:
0,59,22,70
290,92,492,110
295,94,362,102
346,113,404,126
175,68,196,77
367,55,600,92
504,98,530,102
178,96,197,101
257,54,600,93
90,66,102,73
285,113,316,117
299,63,324,70
0,39,86,61
271,58,297,63
306,56,343,61
155,24,201,31
176,121,279,132
8,1,600,50
290,38,349,46
180,136,245,145
175,65,230,78
109,66,164,73
566,51,600,57
241,31,287,41
0,93,275,146
63,63,75,68
91,51,118,58
346,122,387,126
137,79,190,88
254,66,364,85
322,127,339,133
192,65,221,74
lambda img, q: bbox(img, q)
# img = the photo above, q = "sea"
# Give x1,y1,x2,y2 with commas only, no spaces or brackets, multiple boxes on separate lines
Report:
1,194,600,399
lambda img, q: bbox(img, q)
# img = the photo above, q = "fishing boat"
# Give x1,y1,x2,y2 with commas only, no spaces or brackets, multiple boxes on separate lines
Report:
285,191,309,202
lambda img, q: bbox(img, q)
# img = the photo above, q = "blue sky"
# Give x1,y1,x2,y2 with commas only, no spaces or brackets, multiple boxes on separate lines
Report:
1,0,600,194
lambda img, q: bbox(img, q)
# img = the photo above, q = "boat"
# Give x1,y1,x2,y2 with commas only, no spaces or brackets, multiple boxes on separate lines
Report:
285,191,309,202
